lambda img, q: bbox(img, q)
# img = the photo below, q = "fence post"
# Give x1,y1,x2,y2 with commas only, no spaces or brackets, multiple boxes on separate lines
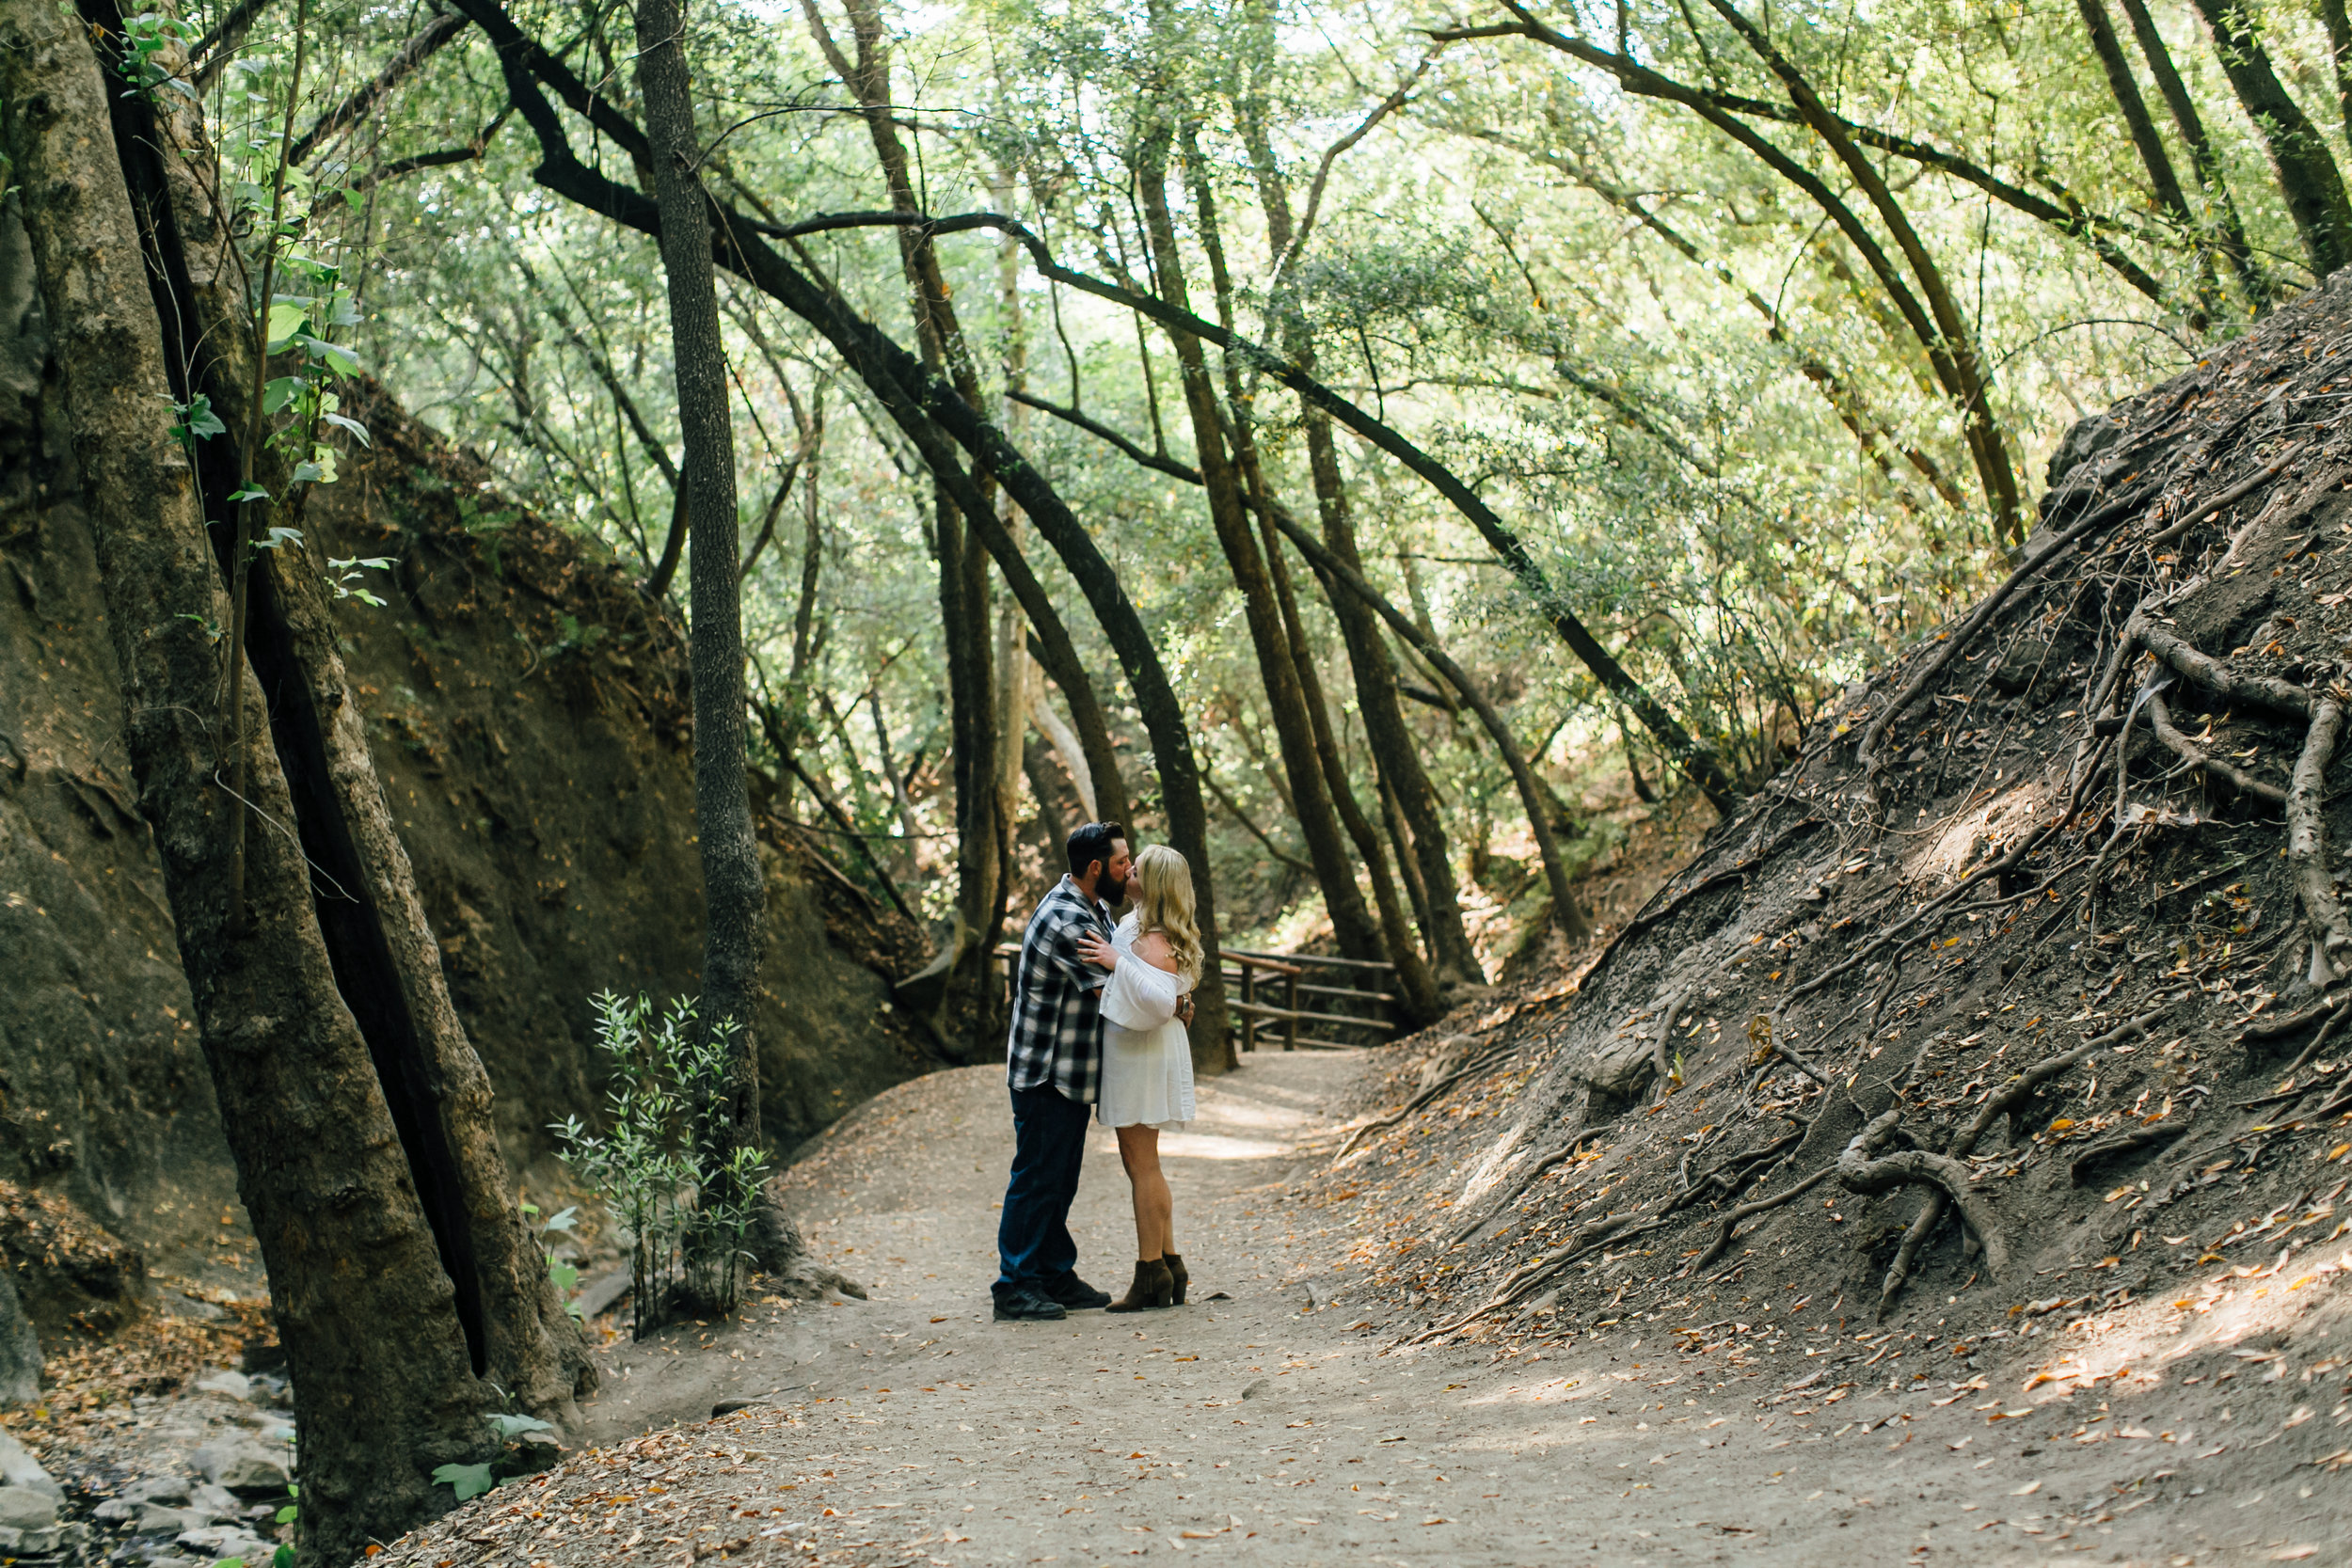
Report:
1284,970,1299,1052
1241,963,1257,1053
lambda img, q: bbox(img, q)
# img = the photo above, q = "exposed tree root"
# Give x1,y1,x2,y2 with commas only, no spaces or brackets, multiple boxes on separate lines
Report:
1338,1035,1511,1158
2143,691,2286,804
2070,1123,2191,1183
1837,1109,2011,1278
2287,695,2352,983
2133,617,2312,721
1411,1210,1663,1342
1854,475,2161,784
2279,1000,2352,1081
2141,438,2310,546
1684,1164,1837,1275
1872,1010,2163,1315
1665,1122,1806,1215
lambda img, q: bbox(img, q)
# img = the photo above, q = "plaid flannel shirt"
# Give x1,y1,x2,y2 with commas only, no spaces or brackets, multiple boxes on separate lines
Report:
1006,876,1116,1103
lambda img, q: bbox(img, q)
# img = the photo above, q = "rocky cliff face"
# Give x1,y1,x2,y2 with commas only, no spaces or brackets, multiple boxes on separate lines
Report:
0,211,931,1301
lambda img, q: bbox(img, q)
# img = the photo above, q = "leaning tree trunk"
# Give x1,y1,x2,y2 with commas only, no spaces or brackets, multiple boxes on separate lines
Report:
1136,126,1387,963
121,0,592,1426
2116,0,2274,310
636,0,769,1287
458,0,1234,1068
2188,0,2352,281
0,6,588,1562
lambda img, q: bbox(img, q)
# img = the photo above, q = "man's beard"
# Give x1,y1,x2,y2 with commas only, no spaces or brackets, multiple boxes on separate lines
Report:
1104,875,1134,911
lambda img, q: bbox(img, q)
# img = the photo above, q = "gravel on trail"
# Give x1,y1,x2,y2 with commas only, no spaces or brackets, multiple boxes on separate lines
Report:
375,1053,2348,1568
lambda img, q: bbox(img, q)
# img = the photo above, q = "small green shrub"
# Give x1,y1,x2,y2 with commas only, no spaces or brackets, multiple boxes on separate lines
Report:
550,993,769,1337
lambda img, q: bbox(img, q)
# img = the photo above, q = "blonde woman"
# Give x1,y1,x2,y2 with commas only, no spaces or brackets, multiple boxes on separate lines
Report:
1074,845,1200,1311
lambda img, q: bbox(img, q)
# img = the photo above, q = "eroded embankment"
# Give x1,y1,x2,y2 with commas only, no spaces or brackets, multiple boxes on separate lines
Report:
1289,271,2352,1480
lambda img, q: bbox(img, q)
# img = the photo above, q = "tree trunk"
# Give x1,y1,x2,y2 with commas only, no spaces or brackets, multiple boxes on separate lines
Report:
1136,125,1386,963
2116,0,2274,309
2325,0,2352,149
2074,0,2217,320
465,2,1230,1066
808,0,1011,1031
1299,418,1482,987
1258,506,1442,1021
636,0,767,1251
1226,95,1484,988
0,6,589,1561
126,0,591,1421
2187,0,2352,280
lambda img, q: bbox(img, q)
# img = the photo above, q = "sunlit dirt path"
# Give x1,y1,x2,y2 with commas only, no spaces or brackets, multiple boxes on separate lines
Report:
382,1054,2344,1568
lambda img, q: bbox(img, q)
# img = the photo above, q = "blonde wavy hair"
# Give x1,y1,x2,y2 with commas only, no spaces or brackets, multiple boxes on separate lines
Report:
1134,845,1202,988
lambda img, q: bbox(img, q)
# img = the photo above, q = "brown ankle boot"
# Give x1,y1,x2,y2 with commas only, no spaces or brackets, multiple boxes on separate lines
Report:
1105,1259,1175,1312
1162,1252,1188,1306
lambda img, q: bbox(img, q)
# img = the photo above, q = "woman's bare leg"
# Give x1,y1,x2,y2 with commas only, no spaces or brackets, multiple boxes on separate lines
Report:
1115,1125,1172,1259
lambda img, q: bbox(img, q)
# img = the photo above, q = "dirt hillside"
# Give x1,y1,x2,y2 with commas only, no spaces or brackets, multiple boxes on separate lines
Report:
0,203,930,1304
1280,269,2352,1484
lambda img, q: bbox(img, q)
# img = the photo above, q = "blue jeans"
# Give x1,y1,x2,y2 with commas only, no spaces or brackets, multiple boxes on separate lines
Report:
994,1082,1090,1298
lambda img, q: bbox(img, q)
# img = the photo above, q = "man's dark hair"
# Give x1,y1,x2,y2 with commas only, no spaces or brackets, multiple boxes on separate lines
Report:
1066,820,1125,878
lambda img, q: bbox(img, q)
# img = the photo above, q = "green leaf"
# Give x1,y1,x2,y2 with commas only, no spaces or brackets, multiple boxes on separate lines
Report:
322,411,373,446
256,526,303,552
485,1412,552,1439
291,461,327,486
229,483,269,504
264,300,308,349
274,1505,297,1525
432,1462,497,1502
544,1205,580,1234
548,1259,580,1292
318,341,362,378
170,394,226,441
215,1559,247,1568
273,1546,294,1568
262,376,302,416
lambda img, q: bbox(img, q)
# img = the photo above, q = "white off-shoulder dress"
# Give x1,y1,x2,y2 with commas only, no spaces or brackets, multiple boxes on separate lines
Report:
1096,914,1196,1131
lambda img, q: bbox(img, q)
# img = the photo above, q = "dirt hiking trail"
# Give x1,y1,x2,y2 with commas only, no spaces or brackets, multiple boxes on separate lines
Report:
380,1054,2344,1568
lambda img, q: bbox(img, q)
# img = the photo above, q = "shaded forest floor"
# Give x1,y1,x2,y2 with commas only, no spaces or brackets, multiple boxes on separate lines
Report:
371,1053,2337,1568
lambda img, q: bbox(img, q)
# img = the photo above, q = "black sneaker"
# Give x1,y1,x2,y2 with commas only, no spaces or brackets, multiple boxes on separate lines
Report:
992,1285,1068,1322
1041,1273,1113,1310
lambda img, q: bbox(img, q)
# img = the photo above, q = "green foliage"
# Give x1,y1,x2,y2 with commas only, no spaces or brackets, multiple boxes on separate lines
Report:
326,556,394,607
114,11,196,102
519,1200,584,1317
430,1462,497,1502
238,0,2352,952
551,994,771,1338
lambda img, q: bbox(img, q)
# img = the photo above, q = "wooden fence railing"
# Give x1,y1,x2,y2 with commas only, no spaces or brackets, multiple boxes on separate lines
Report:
993,942,1399,1053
